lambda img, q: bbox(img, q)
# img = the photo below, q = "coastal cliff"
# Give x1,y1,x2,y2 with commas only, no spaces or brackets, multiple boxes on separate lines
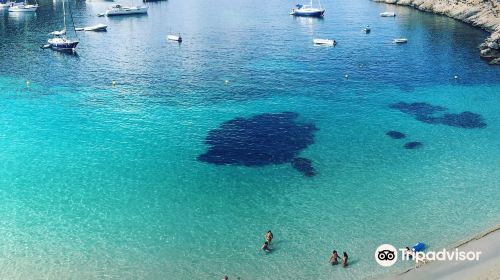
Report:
373,0,500,65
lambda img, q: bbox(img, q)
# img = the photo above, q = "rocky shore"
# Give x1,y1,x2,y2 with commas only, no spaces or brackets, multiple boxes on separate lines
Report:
373,0,500,65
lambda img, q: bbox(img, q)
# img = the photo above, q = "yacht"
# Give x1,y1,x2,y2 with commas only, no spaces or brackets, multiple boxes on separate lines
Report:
393,38,408,44
0,1,22,9
8,1,38,12
313,38,335,46
380,12,396,17
290,0,324,17
167,34,182,42
104,4,148,16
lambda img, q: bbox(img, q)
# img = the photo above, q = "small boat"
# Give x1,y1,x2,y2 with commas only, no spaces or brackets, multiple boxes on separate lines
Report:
167,34,182,42
46,0,79,52
290,0,324,17
48,36,79,51
393,38,408,44
363,25,371,33
0,1,22,9
8,0,38,12
313,38,335,46
76,23,108,31
104,4,148,16
412,242,425,252
380,12,396,17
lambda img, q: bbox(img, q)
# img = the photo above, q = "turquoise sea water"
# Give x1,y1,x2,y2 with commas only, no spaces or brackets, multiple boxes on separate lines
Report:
1,0,500,279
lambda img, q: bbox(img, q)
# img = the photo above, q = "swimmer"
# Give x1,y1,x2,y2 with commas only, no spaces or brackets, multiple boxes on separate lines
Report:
329,250,339,265
261,241,271,253
342,252,348,267
265,230,274,244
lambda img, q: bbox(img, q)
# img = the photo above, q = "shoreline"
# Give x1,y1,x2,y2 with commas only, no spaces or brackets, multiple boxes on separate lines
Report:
372,0,500,64
388,224,500,279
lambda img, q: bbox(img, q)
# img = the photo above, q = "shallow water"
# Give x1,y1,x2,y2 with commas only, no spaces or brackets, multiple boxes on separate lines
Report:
0,0,499,279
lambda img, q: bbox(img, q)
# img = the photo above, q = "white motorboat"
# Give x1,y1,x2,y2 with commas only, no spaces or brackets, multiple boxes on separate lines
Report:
8,2,38,12
380,12,396,17
76,23,108,31
104,4,148,16
167,34,182,42
313,38,336,46
393,38,408,44
290,0,324,17
0,1,22,9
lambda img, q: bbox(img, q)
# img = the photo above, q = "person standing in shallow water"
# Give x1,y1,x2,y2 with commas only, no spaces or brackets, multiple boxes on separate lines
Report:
261,241,271,253
265,230,274,244
329,250,339,265
342,252,348,267
222,276,228,280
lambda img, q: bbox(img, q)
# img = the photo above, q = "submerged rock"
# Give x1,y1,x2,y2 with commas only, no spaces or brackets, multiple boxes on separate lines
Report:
386,130,406,139
390,102,487,129
198,112,318,176
404,141,423,149
291,157,315,177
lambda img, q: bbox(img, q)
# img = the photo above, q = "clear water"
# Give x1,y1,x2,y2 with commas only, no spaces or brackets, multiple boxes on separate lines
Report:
0,0,499,279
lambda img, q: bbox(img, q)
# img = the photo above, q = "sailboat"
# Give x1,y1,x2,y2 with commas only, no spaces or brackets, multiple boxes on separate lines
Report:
290,0,325,17
8,0,38,12
46,0,79,51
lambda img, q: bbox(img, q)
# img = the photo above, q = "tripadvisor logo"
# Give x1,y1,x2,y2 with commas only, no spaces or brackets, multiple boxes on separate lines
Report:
375,244,398,267
375,244,482,267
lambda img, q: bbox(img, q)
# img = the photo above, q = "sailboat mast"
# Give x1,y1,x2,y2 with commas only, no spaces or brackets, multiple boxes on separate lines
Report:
62,0,67,31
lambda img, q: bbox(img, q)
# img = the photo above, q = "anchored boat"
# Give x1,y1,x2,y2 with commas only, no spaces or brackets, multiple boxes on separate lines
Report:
380,12,396,17
393,38,408,44
290,0,324,17
0,1,22,9
167,34,182,42
46,0,79,52
104,4,148,16
8,0,38,12
75,24,108,32
313,38,336,46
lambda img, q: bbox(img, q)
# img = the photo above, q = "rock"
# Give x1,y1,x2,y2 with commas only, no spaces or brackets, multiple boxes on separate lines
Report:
480,47,500,63
386,130,406,139
404,141,423,149
489,57,500,65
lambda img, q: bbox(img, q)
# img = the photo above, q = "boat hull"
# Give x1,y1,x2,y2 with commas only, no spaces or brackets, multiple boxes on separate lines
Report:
8,4,38,12
290,10,324,17
84,24,107,31
313,39,335,46
105,6,148,16
380,12,396,17
393,39,408,44
50,41,79,51
167,35,182,42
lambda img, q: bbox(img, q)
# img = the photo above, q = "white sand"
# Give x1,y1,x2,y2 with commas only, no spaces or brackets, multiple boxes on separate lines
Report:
390,226,500,280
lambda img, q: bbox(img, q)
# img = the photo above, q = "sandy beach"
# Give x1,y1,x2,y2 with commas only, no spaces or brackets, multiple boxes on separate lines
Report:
389,226,500,280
